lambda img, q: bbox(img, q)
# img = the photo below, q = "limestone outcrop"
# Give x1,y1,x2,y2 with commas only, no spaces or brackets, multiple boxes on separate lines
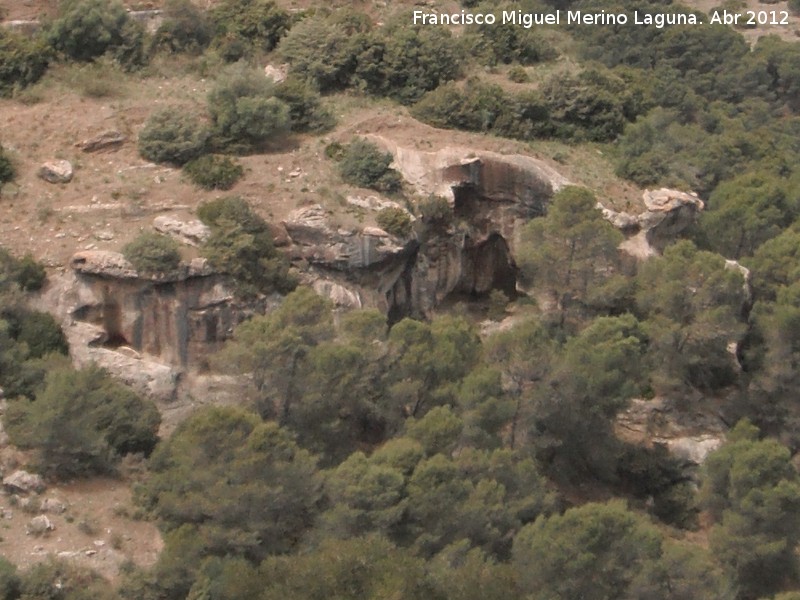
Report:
153,216,211,247
39,256,255,400
38,160,74,184
291,142,570,319
283,204,412,270
599,188,705,259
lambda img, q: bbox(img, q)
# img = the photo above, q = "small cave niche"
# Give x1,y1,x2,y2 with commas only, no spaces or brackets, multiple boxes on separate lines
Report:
101,300,130,349
452,183,481,220
460,233,518,299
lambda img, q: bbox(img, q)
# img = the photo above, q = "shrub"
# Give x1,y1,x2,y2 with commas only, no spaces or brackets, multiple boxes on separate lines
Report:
198,197,296,297
0,30,50,97
376,207,412,238
138,108,210,165
274,76,336,133
16,312,68,359
508,65,530,83
4,365,161,478
339,139,403,193
0,249,46,292
46,0,146,69
207,62,290,151
152,0,212,55
418,195,452,229
184,154,244,190
122,232,182,274
0,146,14,185
211,0,290,58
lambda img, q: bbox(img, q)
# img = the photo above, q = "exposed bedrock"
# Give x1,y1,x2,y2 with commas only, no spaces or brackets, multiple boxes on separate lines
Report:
285,143,570,318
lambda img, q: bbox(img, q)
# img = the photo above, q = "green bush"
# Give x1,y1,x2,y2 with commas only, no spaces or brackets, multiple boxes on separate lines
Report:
46,0,146,69
0,30,50,97
274,77,336,133
138,108,210,165
339,139,402,193
152,0,212,55
0,249,46,292
16,312,68,359
508,65,530,83
184,154,244,190
211,0,290,59
198,197,296,297
0,145,13,184
418,195,452,229
376,207,412,238
5,365,161,478
207,62,290,151
122,232,182,274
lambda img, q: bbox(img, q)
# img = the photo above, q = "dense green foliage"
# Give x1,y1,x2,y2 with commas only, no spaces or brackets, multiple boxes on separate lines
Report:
46,0,146,68
138,108,210,166
197,197,296,297
0,30,50,97
183,154,244,190
376,207,412,238
0,145,15,184
210,0,290,61
278,9,463,103
273,77,335,133
5,365,160,478
152,0,212,55
338,139,403,193
702,420,800,598
122,232,182,274
206,63,290,151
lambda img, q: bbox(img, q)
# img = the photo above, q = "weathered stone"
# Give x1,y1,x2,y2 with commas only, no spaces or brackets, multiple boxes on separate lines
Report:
153,215,211,247
601,188,705,259
27,515,55,536
41,497,68,514
263,63,288,83
283,204,410,270
70,250,213,280
664,435,724,465
3,470,46,494
77,130,126,153
38,160,73,184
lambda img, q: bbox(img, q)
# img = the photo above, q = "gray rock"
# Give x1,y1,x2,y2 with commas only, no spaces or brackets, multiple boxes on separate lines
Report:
41,497,68,514
263,63,288,83
3,470,46,494
77,130,126,153
38,160,74,184
153,216,211,247
26,515,55,536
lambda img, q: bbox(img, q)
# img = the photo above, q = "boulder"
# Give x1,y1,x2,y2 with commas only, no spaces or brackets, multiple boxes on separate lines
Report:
70,250,214,280
77,130,126,153
26,515,55,536
153,215,211,247
38,160,74,184
3,470,46,494
41,497,68,514
263,63,288,83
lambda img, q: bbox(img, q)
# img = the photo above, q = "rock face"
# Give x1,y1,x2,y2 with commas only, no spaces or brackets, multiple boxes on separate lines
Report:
39,255,257,401
38,160,74,184
153,216,211,247
599,188,705,259
77,130,126,153
285,142,569,319
284,204,411,271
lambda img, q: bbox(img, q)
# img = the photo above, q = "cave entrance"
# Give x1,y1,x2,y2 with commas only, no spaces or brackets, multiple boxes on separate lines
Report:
461,233,518,299
102,300,130,349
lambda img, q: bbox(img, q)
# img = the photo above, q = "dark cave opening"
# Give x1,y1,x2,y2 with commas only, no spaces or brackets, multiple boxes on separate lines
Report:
101,300,130,349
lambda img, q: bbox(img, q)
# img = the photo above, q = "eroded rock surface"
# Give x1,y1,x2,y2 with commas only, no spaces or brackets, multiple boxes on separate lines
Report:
38,160,74,184
153,216,211,247
599,188,705,259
